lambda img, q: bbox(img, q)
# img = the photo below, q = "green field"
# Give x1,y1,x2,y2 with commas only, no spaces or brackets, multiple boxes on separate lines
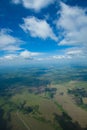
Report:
0,66,87,130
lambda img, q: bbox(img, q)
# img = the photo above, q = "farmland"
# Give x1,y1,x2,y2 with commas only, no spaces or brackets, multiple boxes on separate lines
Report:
0,65,87,130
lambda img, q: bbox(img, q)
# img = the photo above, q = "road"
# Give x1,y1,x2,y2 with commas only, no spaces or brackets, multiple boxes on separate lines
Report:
16,111,31,130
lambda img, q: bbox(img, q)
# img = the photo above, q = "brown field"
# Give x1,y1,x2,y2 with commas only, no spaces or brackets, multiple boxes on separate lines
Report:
83,98,87,104
53,82,87,128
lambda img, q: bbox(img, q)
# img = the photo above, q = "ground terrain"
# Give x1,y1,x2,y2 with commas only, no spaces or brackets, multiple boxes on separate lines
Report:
0,65,87,130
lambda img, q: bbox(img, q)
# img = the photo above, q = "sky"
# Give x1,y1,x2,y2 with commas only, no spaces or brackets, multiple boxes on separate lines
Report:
0,0,87,66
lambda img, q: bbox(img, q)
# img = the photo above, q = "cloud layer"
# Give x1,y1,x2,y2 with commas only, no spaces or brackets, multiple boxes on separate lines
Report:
0,50,41,61
0,1,87,65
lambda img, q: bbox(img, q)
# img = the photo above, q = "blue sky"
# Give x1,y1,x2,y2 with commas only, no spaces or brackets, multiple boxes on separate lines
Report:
0,0,87,66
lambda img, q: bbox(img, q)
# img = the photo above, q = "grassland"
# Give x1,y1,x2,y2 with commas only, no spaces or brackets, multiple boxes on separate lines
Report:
0,66,87,130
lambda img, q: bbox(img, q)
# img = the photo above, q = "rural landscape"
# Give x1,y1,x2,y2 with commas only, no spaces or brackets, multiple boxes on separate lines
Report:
0,65,87,130
0,0,87,130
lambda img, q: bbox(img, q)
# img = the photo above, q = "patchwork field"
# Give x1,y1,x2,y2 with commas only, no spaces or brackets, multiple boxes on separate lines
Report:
0,66,87,130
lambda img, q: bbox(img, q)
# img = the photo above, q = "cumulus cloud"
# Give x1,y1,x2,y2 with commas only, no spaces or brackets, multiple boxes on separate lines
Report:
12,0,54,11
20,50,40,59
0,28,23,51
20,17,57,41
57,2,87,46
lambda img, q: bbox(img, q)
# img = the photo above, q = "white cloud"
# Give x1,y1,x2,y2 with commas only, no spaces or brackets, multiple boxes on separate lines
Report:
0,28,23,51
52,55,71,60
20,50,40,59
3,54,18,60
65,47,87,59
52,55,65,59
2,45,21,51
66,49,82,56
20,17,57,41
12,0,54,11
57,2,87,46
47,47,86,62
12,0,20,4
0,50,41,61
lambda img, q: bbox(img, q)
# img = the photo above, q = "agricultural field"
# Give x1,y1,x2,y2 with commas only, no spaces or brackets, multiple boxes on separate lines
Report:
0,65,87,130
